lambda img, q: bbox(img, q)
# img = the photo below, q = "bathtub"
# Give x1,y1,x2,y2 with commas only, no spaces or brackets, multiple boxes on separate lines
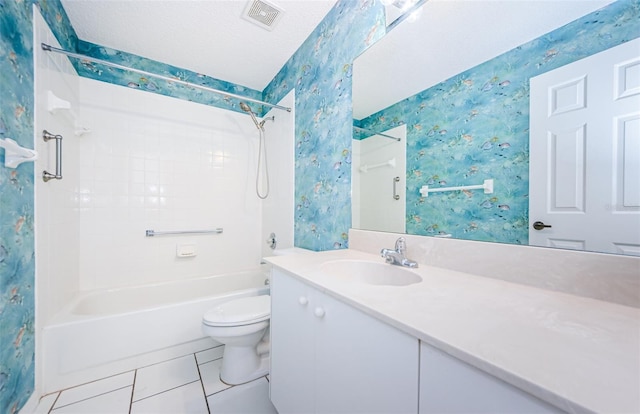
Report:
42,269,270,393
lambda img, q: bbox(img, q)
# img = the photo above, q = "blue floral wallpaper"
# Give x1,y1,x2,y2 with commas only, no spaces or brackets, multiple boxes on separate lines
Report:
1,1,36,412
74,40,265,116
1,2,36,412
264,0,385,250
358,0,640,245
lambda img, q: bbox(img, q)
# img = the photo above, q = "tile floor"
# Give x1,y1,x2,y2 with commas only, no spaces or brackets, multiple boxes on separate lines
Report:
34,345,278,414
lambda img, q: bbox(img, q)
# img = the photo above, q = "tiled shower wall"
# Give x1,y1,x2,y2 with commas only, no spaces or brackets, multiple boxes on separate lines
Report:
76,77,270,290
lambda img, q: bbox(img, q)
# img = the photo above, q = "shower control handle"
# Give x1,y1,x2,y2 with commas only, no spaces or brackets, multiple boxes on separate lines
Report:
266,232,277,250
314,307,325,318
298,296,308,306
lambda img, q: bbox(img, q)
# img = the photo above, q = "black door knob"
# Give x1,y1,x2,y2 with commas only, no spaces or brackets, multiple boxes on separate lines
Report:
533,221,552,230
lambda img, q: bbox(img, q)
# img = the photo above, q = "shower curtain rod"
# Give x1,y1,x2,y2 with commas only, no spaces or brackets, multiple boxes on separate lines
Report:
41,43,292,113
353,126,401,141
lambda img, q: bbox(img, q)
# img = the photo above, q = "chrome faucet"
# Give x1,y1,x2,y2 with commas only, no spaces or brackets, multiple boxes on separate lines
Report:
380,237,418,268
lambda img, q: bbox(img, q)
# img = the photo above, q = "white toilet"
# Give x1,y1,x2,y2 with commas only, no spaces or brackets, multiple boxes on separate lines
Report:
201,295,271,385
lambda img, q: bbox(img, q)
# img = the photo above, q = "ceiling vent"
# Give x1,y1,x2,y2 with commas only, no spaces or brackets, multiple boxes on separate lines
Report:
242,0,284,31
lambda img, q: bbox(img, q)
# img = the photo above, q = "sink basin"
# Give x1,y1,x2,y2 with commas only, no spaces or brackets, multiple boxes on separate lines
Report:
319,260,422,286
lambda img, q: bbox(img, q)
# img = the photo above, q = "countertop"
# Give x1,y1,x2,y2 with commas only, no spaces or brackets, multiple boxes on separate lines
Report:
264,249,640,414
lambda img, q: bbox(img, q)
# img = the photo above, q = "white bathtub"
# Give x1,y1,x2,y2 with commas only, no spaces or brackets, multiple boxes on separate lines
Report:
42,269,270,393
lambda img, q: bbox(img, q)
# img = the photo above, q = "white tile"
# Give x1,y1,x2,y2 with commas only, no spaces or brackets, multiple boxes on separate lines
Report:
200,358,232,396
195,345,225,365
133,355,200,401
51,386,132,413
54,371,134,408
33,393,59,413
131,381,208,414
207,378,276,414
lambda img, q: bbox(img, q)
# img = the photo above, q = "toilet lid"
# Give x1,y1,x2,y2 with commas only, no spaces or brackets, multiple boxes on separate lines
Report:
203,295,270,326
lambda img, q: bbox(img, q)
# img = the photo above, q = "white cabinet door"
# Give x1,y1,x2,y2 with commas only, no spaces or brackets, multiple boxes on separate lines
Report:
270,269,315,413
419,342,561,413
315,287,419,414
270,269,419,414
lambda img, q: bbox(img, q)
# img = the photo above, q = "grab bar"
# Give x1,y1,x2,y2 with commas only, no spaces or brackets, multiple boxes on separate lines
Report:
419,179,494,197
42,130,63,182
145,228,224,237
393,176,400,200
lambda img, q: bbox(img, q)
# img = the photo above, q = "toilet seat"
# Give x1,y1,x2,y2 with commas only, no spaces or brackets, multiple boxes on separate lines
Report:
203,295,270,327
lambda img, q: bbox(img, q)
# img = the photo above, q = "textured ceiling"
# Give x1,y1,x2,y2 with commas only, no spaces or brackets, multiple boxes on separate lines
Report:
60,0,338,91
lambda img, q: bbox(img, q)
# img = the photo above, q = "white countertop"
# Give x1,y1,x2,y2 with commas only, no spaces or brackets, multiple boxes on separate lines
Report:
264,249,640,414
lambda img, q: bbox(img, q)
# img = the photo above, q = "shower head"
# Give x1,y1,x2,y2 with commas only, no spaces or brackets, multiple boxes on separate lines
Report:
240,102,264,131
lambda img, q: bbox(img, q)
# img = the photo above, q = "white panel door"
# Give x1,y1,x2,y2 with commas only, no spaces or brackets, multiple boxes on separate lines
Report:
530,38,640,255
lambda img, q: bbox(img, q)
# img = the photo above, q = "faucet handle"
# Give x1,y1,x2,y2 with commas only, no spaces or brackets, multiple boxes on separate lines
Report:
395,237,406,253
380,248,395,264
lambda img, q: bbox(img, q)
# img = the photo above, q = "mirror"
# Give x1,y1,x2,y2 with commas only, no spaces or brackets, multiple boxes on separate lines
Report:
352,0,640,256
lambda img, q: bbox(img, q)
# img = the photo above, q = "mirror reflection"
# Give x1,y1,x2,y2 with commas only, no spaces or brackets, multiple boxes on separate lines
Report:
352,0,640,256
352,125,406,233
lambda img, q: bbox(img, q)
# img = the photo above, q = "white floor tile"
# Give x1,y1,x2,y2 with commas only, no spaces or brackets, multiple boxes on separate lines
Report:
195,345,225,365
133,355,200,401
131,381,208,414
200,358,232,396
33,393,59,413
40,350,274,414
55,371,135,408
51,386,132,413
207,378,276,414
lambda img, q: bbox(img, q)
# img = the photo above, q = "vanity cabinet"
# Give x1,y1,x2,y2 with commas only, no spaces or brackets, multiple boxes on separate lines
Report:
270,268,419,414
419,342,561,413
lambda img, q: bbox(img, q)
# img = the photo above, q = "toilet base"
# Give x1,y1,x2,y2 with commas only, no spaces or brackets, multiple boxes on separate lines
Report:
220,351,269,385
